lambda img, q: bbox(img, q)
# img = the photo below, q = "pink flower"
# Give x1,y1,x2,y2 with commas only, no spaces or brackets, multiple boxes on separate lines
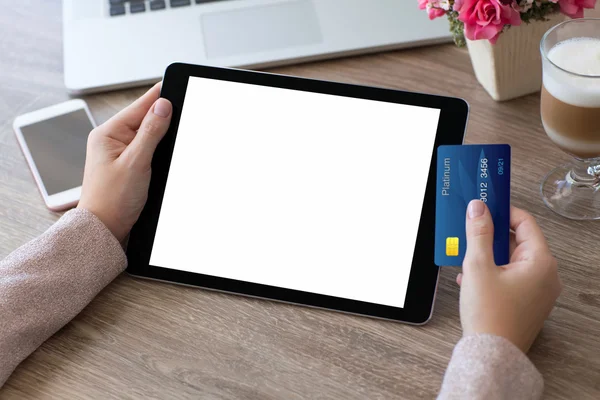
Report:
418,0,449,20
558,0,596,19
454,0,522,44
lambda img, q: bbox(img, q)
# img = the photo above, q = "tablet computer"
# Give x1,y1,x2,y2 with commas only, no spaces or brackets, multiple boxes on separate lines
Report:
127,63,468,324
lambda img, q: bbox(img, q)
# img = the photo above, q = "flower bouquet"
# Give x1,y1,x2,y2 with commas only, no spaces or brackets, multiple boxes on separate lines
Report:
418,0,597,100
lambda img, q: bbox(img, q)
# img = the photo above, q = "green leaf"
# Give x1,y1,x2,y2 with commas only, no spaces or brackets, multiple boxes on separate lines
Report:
448,11,465,48
520,2,561,23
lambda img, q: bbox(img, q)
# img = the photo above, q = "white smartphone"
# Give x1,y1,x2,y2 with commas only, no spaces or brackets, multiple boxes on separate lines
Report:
13,99,95,211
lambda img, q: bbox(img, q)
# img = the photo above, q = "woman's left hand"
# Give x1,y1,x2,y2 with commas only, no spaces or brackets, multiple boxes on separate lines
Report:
78,83,173,242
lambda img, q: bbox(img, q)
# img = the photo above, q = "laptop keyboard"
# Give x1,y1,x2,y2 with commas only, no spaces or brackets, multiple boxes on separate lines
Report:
109,0,227,17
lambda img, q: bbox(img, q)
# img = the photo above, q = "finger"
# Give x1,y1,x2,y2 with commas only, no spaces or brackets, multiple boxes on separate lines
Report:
509,231,517,255
110,82,162,131
510,206,549,254
456,273,463,286
464,200,496,272
122,97,172,169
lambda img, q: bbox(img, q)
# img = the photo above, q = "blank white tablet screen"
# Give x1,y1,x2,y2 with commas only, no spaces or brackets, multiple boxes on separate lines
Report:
150,77,440,308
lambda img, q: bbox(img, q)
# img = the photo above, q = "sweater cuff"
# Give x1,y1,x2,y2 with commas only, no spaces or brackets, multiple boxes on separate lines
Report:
60,208,127,274
438,334,543,400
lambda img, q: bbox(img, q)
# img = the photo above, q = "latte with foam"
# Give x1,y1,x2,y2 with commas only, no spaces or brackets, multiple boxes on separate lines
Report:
541,38,600,159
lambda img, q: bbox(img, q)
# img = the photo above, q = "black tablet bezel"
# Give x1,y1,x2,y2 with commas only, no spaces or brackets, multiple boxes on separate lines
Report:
126,63,468,324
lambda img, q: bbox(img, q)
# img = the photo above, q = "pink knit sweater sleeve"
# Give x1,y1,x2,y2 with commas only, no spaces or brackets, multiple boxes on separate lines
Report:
1,210,545,397
0,208,127,386
438,334,544,399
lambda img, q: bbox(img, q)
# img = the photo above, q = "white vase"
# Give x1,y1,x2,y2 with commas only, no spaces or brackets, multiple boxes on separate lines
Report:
588,7,600,17
466,13,565,101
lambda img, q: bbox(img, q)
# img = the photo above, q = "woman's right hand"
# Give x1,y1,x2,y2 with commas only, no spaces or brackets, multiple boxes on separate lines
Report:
457,200,562,354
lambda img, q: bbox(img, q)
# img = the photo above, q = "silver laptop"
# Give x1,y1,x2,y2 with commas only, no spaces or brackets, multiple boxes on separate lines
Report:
63,0,450,94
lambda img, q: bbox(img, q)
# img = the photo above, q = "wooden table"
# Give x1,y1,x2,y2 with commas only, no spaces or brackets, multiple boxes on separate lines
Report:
2,2,600,399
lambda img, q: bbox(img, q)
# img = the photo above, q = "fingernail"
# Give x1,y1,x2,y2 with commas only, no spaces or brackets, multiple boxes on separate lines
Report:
153,98,172,118
468,200,485,219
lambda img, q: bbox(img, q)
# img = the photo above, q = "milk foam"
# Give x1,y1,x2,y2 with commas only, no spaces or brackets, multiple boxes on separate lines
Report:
544,38,600,108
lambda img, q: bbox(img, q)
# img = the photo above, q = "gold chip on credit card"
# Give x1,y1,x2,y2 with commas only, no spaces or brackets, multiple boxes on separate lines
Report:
446,237,459,256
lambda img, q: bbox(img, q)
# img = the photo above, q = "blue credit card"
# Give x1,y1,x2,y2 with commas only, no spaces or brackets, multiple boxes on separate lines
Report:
435,144,511,267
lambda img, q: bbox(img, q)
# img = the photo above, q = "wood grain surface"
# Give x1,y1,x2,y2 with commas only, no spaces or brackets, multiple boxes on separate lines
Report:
1,2,600,399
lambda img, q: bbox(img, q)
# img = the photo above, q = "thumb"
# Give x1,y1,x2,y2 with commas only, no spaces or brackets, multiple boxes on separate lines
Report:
464,200,496,272
124,98,172,169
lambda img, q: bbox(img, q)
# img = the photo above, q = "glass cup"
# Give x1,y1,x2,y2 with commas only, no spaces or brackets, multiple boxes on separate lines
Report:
540,18,600,220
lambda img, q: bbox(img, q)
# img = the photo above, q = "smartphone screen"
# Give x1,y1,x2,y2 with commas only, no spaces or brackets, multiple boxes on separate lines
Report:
19,109,92,195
